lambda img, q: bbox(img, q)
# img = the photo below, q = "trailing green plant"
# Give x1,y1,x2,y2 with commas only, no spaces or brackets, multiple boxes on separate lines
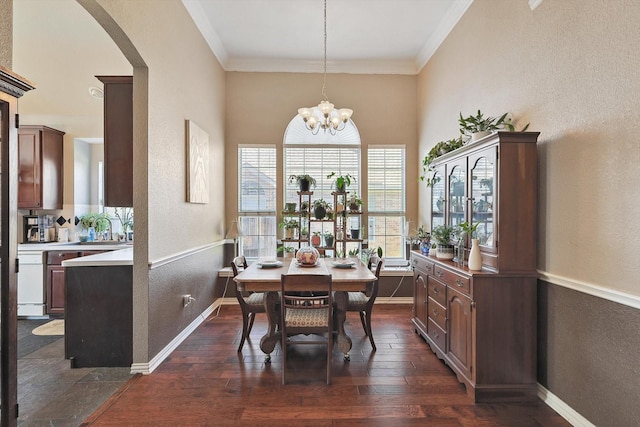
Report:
431,225,455,246
459,110,508,136
348,193,363,209
288,174,316,189
312,199,331,210
78,212,111,233
419,137,463,187
327,172,355,192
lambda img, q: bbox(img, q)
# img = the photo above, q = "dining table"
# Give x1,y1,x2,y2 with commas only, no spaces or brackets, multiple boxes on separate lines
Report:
233,257,377,361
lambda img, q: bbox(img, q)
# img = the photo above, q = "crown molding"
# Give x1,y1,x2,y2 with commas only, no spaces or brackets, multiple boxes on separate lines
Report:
225,58,419,75
182,0,228,67
416,0,474,71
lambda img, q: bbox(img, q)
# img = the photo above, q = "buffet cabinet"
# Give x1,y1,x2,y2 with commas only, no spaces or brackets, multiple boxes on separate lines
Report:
413,131,540,402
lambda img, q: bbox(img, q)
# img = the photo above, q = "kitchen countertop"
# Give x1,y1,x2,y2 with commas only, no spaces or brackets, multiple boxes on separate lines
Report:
62,247,133,267
18,241,133,251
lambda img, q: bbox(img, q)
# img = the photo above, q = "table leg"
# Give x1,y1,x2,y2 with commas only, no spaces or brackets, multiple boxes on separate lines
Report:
259,290,280,362
333,290,352,360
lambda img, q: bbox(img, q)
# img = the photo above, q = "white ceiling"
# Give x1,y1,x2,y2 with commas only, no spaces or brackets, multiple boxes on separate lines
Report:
183,0,473,74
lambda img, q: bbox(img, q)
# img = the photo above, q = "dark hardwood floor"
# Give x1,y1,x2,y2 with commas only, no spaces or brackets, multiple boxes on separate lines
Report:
83,304,569,426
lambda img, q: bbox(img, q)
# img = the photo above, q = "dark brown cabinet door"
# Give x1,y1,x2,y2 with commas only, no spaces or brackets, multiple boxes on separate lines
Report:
413,270,428,331
46,266,66,315
447,286,472,380
97,76,133,207
17,126,64,209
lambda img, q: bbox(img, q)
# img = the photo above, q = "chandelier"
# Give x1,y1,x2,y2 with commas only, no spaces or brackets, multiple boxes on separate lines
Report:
297,0,353,135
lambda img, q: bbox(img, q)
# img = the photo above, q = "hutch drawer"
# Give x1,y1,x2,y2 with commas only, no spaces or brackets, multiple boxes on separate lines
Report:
433,265,470,296
428,296,447,331
427,318,447,352
427,278,447,307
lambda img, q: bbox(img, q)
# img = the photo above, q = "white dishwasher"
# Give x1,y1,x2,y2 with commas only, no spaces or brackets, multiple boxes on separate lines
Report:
17,250,46,317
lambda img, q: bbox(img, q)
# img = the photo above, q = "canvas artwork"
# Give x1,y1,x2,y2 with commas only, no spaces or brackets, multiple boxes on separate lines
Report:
187,120,210,204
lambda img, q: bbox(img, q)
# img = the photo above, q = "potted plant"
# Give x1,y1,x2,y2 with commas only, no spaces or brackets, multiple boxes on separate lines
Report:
327,172,355,192
457,221,482,270
277,245,296,258
459,110,526,142
300,201,309,212
323,231,334,248
114,207,133,241
348,193,363,211
284,202,297,213
419,137,463,187
288,174,316,192
312,199,331,219
300,227,309,240
278,218,299,239
311,231,322,247
78,212,111,241
347,248,359,258
431,225,455,260
362,246,383,265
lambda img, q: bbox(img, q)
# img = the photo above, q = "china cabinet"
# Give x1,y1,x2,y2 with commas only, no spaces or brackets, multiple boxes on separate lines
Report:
413,131,539,402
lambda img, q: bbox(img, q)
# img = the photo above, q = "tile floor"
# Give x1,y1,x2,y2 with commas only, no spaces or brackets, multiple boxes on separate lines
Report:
17,319,132,426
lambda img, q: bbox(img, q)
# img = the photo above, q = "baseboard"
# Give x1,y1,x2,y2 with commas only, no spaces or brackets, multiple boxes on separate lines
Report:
130,300,221,374
538,383,595,427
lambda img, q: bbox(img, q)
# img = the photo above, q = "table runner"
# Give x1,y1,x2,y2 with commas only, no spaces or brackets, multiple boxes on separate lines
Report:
287,258,330,275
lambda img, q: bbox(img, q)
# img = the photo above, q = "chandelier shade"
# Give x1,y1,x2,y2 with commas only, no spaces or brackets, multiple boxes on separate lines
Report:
297,0,353,135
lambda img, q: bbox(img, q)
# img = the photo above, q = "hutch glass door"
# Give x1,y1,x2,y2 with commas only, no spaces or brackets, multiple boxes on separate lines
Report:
470,149,496,250
430,166,445,229
447,162,466,228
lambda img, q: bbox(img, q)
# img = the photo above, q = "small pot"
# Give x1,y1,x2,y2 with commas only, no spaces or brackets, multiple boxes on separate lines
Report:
299,179,311,192
314,206,326,220
285,202,296,213
350,229,360,239
436,244,455,260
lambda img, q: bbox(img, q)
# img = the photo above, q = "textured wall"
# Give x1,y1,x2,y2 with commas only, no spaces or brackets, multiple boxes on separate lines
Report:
417,1,640,424
225,72,419,233
538,281,640,426
0,0,11,68
417,0,640,296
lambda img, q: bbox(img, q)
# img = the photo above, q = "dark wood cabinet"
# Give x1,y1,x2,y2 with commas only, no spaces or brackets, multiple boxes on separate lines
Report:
45,250,108,315
96,76,132,207
412,131,539,402
46,251,81,315
18,125,64,209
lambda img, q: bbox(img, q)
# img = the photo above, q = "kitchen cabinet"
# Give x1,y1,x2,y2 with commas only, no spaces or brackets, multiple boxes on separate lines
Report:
18,125,65,209
96,75,133,207
45,250,108,315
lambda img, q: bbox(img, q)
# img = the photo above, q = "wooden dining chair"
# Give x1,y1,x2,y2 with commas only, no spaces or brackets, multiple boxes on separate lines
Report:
346,258,383,351
280,273,333,385
231,255,266,352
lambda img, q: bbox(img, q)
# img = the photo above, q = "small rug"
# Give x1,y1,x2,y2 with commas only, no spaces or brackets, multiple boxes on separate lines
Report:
32,319,64,336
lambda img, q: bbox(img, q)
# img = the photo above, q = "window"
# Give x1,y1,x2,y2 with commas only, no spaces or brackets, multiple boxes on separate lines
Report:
238,146,277,259
367,146,406,260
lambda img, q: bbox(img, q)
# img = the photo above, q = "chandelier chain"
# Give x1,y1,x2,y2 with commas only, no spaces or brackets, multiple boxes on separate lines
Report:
321,0,328,102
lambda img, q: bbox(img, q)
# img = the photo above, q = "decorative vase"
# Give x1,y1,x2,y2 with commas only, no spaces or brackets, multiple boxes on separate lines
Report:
87,226,96,242
436,244,454,260
468,238,482,270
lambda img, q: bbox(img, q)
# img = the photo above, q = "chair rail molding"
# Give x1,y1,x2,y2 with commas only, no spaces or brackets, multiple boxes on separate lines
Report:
537,269,640,310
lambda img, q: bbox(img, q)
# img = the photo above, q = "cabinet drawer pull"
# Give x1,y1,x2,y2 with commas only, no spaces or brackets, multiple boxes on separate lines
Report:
433,308,439,316
436,271,443,278
433,287,439,294
432,331,439,339
456,279,464,287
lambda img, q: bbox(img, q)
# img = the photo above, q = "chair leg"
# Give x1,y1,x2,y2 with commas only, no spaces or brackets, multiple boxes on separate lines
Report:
327,333,332,385
365,309,376,351
237,310,250,352
247,312,256,335
359,311,367,336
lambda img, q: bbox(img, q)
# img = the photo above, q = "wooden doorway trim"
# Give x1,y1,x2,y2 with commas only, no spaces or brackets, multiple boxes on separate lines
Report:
0,66,35,427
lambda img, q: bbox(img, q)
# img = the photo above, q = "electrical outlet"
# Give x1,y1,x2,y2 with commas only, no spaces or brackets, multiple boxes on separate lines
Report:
183,294,194,307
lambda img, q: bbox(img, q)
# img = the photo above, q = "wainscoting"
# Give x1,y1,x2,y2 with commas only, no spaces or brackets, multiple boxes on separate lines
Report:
537,279,640,426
